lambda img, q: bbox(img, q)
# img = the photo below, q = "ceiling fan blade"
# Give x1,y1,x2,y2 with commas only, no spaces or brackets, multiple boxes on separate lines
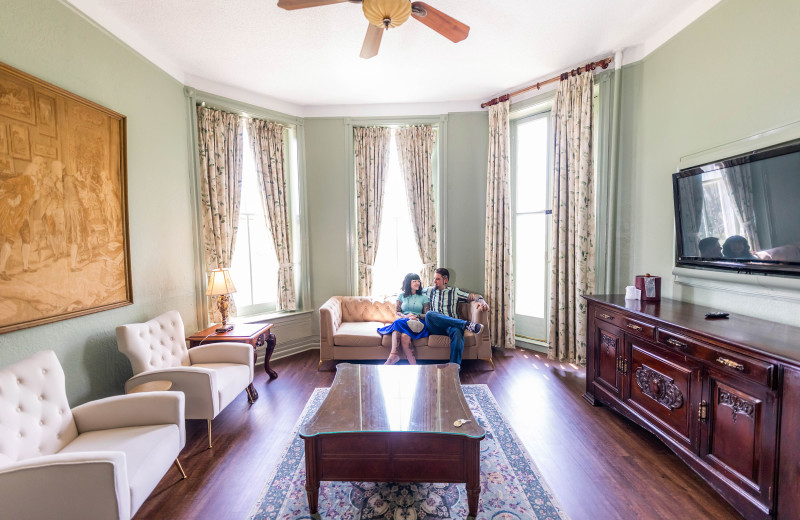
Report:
277,0,350,10
411,2,469,43
360,23,383,59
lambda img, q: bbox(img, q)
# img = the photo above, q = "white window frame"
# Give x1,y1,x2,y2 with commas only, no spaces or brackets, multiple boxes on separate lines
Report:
186,89,310,326
344,116,447,295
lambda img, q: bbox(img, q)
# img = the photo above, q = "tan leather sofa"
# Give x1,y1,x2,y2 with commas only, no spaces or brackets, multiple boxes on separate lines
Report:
319,296,493,369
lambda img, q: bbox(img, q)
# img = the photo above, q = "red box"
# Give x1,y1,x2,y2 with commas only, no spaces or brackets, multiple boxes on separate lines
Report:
635,275,661,301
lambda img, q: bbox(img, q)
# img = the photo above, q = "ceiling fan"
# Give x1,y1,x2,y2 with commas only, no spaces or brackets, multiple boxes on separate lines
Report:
276,0,470,59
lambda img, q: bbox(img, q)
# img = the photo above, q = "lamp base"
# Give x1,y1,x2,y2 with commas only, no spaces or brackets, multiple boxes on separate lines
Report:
215,324,234,333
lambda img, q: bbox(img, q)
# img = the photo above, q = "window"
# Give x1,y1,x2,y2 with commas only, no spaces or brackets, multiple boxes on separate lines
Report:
230,124,296,315
371,131,425,296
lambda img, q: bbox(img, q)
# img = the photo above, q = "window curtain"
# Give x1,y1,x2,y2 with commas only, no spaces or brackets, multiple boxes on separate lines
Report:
247,118,297,311
396,125,438,287
678,175,704,256
485,100,515,350
196,106,243,324
548,73,596,365
354,126,392,296
722,164,761,252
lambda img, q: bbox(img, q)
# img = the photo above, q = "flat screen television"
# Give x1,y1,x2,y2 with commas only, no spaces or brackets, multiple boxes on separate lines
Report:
673,139,800,277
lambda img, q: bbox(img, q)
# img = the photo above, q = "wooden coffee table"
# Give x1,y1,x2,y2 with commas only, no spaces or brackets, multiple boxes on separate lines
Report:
299,363,485,519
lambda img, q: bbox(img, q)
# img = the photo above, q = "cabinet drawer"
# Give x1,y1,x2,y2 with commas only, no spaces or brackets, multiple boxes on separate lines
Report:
595,308,623,326
657,329,775,387
620,316,655,341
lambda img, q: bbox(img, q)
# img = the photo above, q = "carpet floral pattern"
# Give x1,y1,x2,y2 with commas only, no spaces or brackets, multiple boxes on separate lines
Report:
249,384,567,520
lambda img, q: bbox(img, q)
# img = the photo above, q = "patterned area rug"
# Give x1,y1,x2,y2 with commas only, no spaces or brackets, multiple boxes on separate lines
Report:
248,384,568,520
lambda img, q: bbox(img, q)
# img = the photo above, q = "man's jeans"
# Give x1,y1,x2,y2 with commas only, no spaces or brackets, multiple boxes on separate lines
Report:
424,311,468,364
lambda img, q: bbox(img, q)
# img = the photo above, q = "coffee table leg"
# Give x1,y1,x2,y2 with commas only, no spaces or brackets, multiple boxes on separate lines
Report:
304,438,320,514
466,439,481,519
264,332,278,379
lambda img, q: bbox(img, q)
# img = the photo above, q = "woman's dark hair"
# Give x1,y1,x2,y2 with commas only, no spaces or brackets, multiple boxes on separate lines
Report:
722,235,752,258
401,273,422,296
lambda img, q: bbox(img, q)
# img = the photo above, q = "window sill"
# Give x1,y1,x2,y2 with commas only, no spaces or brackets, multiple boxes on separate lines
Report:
231,308,314,325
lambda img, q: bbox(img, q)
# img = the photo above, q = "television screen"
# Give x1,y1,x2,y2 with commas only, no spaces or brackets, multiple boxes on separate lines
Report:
673,139,800,276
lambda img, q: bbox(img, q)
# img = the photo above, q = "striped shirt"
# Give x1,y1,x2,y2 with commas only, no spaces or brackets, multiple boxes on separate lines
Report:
424,286,470,318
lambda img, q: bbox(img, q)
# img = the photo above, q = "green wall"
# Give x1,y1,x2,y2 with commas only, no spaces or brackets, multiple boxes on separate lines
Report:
617,0,800,323
444,112,489,292
0,0,197,403
303,114,490,332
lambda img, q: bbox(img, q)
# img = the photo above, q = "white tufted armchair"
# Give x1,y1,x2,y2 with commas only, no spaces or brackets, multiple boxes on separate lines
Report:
116,310,254,449
0,350,186,520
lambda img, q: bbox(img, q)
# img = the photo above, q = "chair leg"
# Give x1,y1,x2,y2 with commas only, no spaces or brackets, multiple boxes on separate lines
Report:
245,385,253,403
482,358,496,370
207,419,213,449
174,458,188,479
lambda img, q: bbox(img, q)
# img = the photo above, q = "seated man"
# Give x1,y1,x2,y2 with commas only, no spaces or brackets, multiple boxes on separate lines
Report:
424,268,489,364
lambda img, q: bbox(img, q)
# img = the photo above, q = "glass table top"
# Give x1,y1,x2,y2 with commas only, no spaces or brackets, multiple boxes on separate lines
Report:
299,363,485,439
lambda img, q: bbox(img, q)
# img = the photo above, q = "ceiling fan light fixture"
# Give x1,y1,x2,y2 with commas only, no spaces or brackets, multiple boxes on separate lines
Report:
362,0,411,29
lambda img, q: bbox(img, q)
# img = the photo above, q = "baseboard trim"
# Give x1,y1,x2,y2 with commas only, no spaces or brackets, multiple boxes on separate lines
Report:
257,336,319,365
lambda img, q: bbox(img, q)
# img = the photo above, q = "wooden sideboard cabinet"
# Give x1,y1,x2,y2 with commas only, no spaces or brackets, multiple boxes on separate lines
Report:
584,295,800,520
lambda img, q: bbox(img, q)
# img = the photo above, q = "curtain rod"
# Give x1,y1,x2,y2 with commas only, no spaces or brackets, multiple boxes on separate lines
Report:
480,57,613,109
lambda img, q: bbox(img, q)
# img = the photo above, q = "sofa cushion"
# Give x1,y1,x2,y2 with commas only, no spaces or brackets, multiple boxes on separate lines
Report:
60,424,181,515
334,322,386,347
341,297,396,323
380,332,477,349
192,363,250,411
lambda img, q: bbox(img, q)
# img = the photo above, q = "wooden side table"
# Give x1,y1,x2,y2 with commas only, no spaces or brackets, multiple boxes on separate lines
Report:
186,323,277,403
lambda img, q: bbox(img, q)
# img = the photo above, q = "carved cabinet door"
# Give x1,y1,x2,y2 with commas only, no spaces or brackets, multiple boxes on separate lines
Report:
625,339,702,452
594,321,624,397
700,370,778,512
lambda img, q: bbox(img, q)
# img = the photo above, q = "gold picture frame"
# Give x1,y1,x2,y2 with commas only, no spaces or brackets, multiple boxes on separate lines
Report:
0,61,132,334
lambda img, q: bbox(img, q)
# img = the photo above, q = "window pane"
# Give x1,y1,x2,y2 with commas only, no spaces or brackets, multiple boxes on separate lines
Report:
515,213,546,318
230,126,279,313
516,117,548,213
372,132,424,297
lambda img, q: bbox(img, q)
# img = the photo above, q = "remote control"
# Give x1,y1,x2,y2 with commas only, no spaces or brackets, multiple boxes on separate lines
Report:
705,312,730,319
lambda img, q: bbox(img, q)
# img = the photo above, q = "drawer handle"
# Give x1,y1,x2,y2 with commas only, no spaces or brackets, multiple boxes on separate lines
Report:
627,323,643,332
599,314,613,320
666,338,687,349
716,357,745,371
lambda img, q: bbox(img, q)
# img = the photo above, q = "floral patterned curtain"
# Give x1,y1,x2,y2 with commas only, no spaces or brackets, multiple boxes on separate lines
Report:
485,100,515,350
722,164,761,252
548,72,596,365
197,106,243,324
247,118,297,311
396,125,438,287
354,126,392,296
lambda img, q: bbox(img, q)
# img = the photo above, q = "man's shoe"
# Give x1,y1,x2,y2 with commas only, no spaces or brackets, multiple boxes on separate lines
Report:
465,321,482,334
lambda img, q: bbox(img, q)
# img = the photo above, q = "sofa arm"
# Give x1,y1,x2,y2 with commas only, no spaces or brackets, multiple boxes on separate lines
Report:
72,392,186,447
188,342,254,383
123,367,219,420
0,451,129,520
319,297,342,363
469,301,489,328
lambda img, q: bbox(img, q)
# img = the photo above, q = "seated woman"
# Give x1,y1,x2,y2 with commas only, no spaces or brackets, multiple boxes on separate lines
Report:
722,235,758,259
378,273,430,365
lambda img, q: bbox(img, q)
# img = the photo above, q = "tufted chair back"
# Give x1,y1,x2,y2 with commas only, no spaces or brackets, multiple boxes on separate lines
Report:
116,310,190,376
340,296,397,323
0,350,78,467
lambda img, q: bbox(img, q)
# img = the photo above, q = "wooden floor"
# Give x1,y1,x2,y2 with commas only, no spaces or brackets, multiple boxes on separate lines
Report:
134,348,743,520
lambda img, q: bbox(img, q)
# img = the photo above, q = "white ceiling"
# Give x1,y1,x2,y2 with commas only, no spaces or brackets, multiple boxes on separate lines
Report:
64,0,721,115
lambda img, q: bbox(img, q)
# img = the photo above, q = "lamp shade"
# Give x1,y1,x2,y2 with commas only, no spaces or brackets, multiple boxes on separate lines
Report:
362,0,412,29
206,268,237,296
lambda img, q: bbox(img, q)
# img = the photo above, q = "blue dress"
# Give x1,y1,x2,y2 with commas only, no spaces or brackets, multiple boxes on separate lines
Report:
377,293,430,339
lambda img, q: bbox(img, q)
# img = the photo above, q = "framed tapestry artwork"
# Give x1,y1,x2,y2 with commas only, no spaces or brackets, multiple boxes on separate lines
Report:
0,62,131,334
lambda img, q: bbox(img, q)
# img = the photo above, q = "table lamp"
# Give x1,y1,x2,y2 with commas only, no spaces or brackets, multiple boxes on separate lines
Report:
206,268,237,333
